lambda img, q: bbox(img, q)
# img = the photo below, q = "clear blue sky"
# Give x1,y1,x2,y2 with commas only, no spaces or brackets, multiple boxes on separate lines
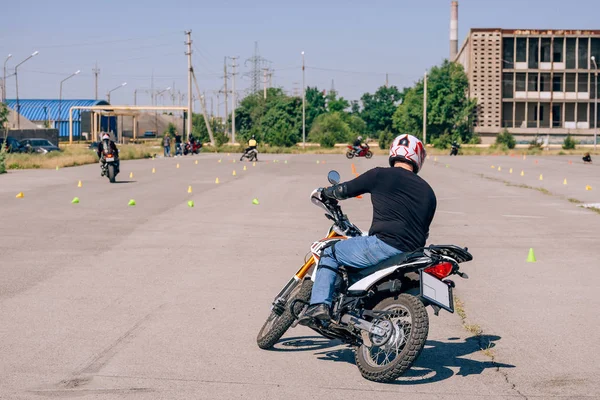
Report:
1,0,598,113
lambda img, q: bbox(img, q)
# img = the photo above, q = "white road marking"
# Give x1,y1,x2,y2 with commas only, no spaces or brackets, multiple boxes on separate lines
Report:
437,210,467,215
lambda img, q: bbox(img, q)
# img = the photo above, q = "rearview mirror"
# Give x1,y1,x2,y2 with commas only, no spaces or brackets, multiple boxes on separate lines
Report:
327,170,341,185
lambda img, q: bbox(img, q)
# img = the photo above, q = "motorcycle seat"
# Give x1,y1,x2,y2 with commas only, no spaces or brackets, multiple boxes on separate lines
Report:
343,250,425,286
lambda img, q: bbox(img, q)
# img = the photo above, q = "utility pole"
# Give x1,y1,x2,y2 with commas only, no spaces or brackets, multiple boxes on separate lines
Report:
302,51,306,147
191,69,215,145
385,73,389,88
229,56,239,144
185,30,193,141
263,68,268,99
222,57,228,134
423,71,428,145
93,62,100,100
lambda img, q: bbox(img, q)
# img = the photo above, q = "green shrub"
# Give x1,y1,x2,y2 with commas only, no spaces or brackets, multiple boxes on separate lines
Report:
0,143,7,174
378,130,394,150
562,135,577,150
496,129,516,149
528,136,543,150
431,133,453,149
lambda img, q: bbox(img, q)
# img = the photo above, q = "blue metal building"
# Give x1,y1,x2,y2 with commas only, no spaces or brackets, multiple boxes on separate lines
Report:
5,99,116,139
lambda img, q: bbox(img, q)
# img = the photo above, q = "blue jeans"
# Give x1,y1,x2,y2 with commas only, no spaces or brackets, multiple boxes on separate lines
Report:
310,235,402,305
164,146,170,157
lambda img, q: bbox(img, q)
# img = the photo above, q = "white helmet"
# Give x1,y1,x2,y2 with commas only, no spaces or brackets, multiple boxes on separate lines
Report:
388,134,426,173
101,133,110,140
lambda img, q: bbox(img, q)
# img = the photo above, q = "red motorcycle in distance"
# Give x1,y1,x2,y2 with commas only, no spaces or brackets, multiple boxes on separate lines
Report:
183,139,203,155
346,144,373,159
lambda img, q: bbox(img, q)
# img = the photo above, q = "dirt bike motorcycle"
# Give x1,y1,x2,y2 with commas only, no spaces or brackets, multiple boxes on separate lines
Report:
346,144,373,159
240,148,258,162
257,170,472,382
450,143,460,156
99,141,119,183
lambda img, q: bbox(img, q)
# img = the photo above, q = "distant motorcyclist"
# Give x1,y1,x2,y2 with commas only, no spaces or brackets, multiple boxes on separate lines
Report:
450,140,460,156
97,133,120,173
352,136,363,154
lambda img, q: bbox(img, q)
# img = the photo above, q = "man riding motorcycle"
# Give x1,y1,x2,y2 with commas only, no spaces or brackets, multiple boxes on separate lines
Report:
299,134,437,323
352,136,364,155
97,133,120,174
242,135,258,159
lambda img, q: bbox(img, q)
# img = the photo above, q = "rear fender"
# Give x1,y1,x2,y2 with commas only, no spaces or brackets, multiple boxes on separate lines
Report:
346,258,430,293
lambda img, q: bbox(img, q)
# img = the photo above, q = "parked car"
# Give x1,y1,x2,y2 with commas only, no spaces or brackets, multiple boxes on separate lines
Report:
20,138,61,154
0,136,26,153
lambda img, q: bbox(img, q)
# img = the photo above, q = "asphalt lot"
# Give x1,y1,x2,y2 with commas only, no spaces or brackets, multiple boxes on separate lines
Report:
1,153,599,399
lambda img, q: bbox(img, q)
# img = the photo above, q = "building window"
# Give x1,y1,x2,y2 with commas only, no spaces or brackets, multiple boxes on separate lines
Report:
540,73,552,92
516,38,527,63
502,72,514,98
592,38,600,66
528,73,539,91
529,38,539,68
566,38,577,69
503,38,515,68
578,73,589,92
540,103,551,127
565,103,575,121
527,103,538,127
566,73,577,92
541,38,552,62
552,104,562,127
553,74,564,92
578,38,589,69
515,102,526,128
516,73,527,91
577,103,588,122
553,38,564,63
502,103,513,127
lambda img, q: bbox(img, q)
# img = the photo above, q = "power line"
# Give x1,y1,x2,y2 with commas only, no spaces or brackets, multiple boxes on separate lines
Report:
35,32,180,49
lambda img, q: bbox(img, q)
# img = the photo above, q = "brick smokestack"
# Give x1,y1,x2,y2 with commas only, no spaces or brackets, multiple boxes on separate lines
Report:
450,1,459,60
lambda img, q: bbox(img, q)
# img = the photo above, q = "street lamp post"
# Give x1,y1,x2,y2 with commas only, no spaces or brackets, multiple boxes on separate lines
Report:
2,54,12,103
301,51,306,148
592,56,598,151
14,51,39,129
107,82,127,104
58,70,80,141
153,87,171,135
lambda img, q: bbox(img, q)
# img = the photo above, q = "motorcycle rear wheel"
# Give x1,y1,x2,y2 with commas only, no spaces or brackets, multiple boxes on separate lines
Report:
346,151,354,159
107,164,116,183
365,151,373,159
355,294,429,383
256,279,313,349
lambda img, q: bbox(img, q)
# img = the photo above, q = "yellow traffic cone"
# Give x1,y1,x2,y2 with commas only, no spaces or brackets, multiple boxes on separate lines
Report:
520,170,525,176
498,166,502,172
317,160,320,164
491,165,495,169
195,160,198,165
232,170,236,176
227,153,230,156
252,162,256,167
152,167,156,174
539,174,543,181
586,185,592,191
527,248,537,263
215,178,220,184
218,159,222,163
509,168,513,174
129,172,134,178
187,186,192,193
243,165,247,171
16,192,24,198
563,178,568,185
77,180,82,188
176,163,180,169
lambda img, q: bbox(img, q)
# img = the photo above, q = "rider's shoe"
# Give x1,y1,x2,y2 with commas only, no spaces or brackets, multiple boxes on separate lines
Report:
297,303,331,326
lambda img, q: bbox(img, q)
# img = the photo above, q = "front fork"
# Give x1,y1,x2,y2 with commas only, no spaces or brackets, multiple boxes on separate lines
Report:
271,257,315,315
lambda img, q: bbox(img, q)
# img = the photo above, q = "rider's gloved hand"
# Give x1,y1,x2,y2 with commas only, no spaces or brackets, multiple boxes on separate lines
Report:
321,186,339,204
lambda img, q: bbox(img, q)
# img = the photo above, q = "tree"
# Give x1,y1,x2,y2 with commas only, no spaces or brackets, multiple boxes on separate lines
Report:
360,85,402,135
392,60,476,146
193,114,228,146
164,122,177,136
309,112,353,148
326,90,350,113
0,102,8,135
305,87,327,134
260,96,303,147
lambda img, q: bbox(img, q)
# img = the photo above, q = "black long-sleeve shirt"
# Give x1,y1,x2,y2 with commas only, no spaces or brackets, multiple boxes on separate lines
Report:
344,167,437,252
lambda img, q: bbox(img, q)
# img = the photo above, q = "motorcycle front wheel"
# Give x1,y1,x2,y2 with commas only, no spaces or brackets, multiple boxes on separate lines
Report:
256,279,313,349
346,151,355,159
355,294,429,383
365,151,373,159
